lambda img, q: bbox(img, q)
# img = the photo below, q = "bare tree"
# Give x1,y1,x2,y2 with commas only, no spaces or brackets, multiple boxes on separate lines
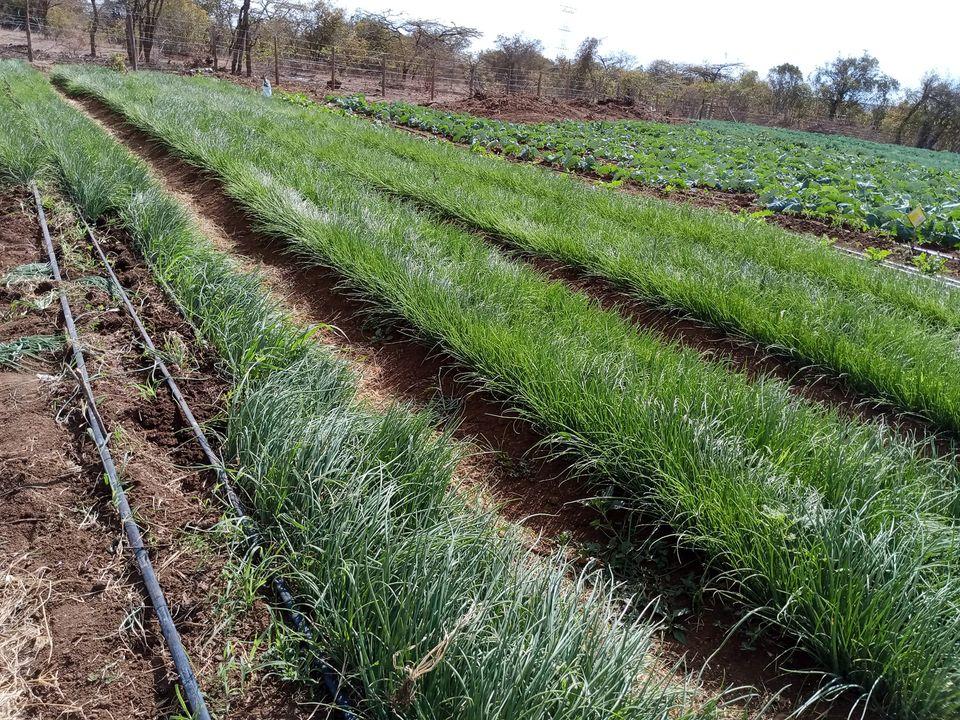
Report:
136,0,165,64
353,12,478,82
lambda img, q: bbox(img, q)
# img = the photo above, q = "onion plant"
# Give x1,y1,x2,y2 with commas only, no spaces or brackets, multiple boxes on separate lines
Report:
65,69,960,432
0,60,702,720
47,65,960,719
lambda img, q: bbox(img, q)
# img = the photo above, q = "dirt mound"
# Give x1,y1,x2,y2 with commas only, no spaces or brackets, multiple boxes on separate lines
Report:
435,92,676,123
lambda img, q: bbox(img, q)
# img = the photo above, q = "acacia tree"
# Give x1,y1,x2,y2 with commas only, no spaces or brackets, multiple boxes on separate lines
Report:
353,13,478,81
767,62,805,115
812,53,885,118
479,34,547,93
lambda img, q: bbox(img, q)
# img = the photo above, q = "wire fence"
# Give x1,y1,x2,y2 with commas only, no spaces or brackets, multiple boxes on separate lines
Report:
0,12,895,139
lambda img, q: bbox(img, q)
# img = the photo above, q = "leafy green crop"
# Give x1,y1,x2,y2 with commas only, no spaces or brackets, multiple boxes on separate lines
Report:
331,95,960,247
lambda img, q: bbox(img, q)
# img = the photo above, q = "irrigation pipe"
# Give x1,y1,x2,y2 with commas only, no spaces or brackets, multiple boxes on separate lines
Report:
832,244,960,290
30,182,212,720
78,216,355,719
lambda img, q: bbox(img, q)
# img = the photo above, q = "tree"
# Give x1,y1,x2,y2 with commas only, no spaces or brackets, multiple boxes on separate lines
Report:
767,62,804,114
681,61,743,84
812,52,885,118
301,0,347,50
24,0,32,62
895,73,941,144
479,34,547,93
353,12,479,81
569,36,599,98
870,73,900,131
896,77,960,150
88,0,98,56
227,0,250,74
157,0,206,55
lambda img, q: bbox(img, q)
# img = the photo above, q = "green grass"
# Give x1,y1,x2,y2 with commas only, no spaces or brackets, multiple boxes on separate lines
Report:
49,65,960,719
298,92,960,434
58,69,960,435
328,94,960,245
0,60,700,720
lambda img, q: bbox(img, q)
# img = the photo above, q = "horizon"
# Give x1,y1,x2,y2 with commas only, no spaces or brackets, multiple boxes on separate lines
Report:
338,0,959,89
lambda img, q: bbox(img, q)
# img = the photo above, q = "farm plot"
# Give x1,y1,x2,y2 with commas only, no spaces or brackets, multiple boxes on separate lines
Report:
329,95,960,247
0,179,312,718
0,60,704,720
58,68,960,436
52,65,960,720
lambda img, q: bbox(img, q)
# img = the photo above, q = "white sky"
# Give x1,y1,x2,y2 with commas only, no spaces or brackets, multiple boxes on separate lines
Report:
339,0,959,87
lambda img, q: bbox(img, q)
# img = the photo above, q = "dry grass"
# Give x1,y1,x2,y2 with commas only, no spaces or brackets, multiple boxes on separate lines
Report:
0,560,53,720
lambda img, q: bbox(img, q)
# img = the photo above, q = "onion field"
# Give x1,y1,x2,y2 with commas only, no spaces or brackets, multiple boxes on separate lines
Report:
4,58,960,720
45,64,960,720
0,61,698,720
329,95,960,246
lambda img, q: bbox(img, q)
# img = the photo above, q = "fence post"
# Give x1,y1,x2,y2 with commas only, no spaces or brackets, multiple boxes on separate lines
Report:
330,46,336,90
24,0,33,62
536,71,542,99
430,56,436,102
468,65,476,97
380,53,386,98
273,35,280,86
125,8,138,71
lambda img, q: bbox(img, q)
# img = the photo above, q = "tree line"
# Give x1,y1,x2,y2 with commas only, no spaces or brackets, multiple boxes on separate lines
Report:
3,0,959,152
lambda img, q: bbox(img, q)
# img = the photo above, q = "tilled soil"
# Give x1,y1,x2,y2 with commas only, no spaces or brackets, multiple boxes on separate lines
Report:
60,91,882,718
434,92,675,123
0,189,310,718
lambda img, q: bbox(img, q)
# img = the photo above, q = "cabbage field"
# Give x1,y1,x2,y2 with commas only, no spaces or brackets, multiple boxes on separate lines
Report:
331,95,960,246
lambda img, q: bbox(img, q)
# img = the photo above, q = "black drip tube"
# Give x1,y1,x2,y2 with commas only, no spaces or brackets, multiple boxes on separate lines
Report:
31,183,212,720
79,216,355,719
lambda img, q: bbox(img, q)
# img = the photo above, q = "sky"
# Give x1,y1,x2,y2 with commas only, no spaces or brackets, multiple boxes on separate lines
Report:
338,0,959,88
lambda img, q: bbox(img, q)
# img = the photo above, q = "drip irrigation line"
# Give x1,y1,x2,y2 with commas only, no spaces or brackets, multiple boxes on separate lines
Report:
832,244,960,290
30,182,212,720
78,216,355,719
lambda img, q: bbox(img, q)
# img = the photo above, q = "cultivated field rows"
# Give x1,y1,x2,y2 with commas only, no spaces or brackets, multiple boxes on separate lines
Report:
40,63,960,720
3,58,960,720
0,60,711,720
